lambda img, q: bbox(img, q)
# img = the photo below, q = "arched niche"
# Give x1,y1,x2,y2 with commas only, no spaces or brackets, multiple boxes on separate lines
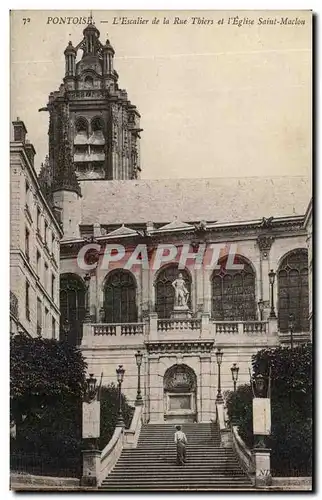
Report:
155,264,192,319
163,364,197,422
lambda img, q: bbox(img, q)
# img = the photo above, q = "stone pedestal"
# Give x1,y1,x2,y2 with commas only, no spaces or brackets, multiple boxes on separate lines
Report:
220,427,233,448
252,448,272,488
170,306,192,320
80,449,101,487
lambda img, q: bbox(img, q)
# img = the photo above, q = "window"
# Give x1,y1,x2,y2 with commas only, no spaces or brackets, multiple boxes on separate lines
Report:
25,280,30,321
103,270,137,323
155,265,191,319
45,307,49,333
211,255,256,321
44,221,48,245
60,273,86,345
44,262,49,291
37,297,42,336
25,227,30,261
278,249,309,333
25,180,30,206
52,317,56,339
37,207,41,233
52,234,55,256
51,274,55,301
36,250,41,278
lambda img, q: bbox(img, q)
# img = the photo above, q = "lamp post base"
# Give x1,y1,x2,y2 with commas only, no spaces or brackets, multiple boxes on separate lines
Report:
135,396,144,406
116,414,125,427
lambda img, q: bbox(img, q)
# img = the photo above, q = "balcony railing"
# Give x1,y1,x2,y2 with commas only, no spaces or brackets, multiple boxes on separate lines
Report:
215,322,239,334
93,323,145,336
214,320,268,335
157,319,201,332
243,321,267,334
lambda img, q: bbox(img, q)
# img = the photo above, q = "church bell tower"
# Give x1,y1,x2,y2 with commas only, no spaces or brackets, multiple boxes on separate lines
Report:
44,17,142,192
40,17,143,237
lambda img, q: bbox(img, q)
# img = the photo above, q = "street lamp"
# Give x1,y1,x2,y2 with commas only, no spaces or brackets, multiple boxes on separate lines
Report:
116,365,125,427
230,363,239,392
289,313,294,350
215,348,224,403
268,270,276,318
254,374,266,398
135,350,143,406
84,273,91,323
258,299,264,321
85,373,97,402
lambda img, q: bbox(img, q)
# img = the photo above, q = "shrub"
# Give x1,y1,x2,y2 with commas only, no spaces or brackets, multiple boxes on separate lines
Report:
225,343,312,476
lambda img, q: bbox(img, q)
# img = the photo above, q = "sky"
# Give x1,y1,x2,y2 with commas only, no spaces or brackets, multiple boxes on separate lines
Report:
10,9,312,180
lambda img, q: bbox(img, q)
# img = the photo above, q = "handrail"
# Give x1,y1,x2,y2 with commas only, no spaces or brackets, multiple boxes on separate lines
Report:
99,427,124,485
216,403,226,431
124,405,143,448
231,425,254,478
99,405,143,484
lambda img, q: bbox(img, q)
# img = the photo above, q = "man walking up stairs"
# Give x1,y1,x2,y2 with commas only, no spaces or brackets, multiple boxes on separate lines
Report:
100,423,253,491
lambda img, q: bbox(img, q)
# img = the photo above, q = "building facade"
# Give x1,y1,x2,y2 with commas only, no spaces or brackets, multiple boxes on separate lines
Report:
38,20,311,423
10,120,63,339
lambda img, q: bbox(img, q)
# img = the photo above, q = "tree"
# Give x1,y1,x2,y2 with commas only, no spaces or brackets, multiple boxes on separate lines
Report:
225,343,312,476
10,334,87,428
99,384,135,450
10,334,87,476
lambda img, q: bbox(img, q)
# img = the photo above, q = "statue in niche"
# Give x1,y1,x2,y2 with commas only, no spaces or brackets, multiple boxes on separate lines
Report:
172,273,189,308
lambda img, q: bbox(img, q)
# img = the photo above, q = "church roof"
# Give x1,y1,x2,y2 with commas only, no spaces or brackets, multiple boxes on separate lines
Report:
80,176,311,226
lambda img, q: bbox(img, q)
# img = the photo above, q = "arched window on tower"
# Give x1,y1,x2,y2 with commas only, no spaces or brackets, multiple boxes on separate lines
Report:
211,255,256,321
155,265,191,319
74,117,89,145
103,270,137,323
278,249,309,333
60,274,86,346
84,75,94,88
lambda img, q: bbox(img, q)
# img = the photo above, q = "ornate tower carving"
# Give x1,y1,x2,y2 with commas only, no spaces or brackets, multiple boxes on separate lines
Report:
41,17,142,191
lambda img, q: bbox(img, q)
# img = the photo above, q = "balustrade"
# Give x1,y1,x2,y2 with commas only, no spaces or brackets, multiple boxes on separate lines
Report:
215,322,239,334
243,321,267,334
93,324,117,336
121,323,144,335
93,323,144,336
157,319,201,332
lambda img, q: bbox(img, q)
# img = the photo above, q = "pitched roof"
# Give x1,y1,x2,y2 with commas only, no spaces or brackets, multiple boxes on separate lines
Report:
80,176,311,226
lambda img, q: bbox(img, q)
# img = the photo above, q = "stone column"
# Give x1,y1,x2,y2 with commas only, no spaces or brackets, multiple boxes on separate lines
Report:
141,266,150,317
203,269,212,315
90,272,97,322
148,356,164,423
257,235,275,320
199,354,212,422
194,267,203,314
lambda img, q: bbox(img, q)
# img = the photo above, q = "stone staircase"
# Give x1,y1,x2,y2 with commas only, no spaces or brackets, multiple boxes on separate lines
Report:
100,423,253,491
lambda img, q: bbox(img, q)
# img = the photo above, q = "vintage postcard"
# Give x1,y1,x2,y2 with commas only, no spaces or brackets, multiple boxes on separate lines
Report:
10,10,312,492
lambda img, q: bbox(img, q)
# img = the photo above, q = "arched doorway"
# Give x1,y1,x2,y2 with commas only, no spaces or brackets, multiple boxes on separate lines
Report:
155,265,191,319
278,249,309,333
103,269,137,323
163,364,197,422
60,273,86,346
211,255,256,321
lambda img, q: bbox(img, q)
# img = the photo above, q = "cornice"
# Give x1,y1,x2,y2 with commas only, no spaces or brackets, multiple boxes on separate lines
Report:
145,340,215,355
